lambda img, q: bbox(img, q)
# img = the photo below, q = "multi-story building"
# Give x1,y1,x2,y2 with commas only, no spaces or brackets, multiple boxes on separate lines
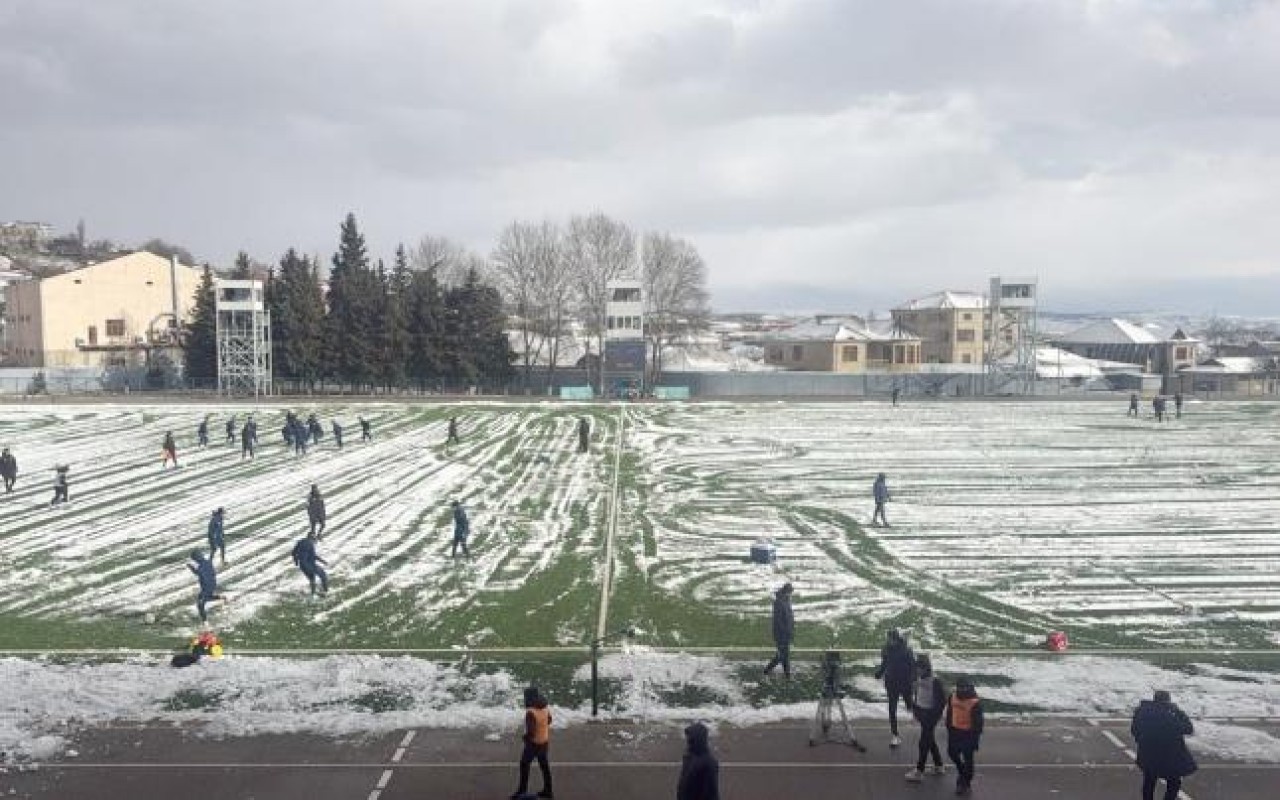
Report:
763,321,922,373
3,251,203,368
891,291,987,365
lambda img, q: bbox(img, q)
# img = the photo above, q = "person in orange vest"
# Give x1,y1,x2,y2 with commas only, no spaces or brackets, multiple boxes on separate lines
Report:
511,685,554,799
945,676,985,796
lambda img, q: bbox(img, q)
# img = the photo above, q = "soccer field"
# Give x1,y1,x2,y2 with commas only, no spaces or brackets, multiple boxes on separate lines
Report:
1,397,1278,654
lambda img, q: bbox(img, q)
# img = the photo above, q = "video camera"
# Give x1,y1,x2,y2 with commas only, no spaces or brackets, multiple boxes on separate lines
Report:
820,650,851,698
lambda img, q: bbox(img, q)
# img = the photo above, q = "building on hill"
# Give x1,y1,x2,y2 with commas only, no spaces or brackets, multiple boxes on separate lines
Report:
762,321,922,372
891,290,987,365
3,251,203,368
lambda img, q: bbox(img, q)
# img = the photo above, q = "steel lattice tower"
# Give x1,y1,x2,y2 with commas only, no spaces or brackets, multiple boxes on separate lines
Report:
984,276,1039,395
215,278,272,396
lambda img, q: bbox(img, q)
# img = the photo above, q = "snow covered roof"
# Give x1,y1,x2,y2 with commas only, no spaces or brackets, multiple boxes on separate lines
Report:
1058,318,1162,345
768,321,920,343
895,290,986,311
1184,357,1272,374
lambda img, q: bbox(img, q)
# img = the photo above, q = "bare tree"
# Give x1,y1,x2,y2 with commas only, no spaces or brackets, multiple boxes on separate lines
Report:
412,234,492,287
641,231,710,384
565,212,636,389
494,221,556,388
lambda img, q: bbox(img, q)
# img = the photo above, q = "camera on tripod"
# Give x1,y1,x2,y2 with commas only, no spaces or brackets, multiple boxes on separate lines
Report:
820,650,852,698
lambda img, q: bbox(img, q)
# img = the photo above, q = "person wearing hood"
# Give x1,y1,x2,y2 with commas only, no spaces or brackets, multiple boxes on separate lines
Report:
874,628,917,747
904,653,947,782
946,676,985,796
207,507,227,565
677,721,720,800
0,447,17,493
451,500,471,558
511,685,554,799
763,583,794,679
187,550,226,623
307,484,326,538
1131,690,1196,800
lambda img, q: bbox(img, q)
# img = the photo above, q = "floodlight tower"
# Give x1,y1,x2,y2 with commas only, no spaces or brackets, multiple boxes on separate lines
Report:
984,276,1038,395
215,278,272,396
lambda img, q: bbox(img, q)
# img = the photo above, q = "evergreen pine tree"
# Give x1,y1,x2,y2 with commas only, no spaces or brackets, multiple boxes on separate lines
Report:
182,265,218,383
379,246,411,390
231,251,254,279
405,264,445,390
324,213,379,388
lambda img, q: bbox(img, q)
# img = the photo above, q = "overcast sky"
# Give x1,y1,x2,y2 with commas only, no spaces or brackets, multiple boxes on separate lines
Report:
3,0,1279,314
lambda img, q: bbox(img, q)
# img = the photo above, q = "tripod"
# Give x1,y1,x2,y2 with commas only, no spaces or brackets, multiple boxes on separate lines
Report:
809,651,866,750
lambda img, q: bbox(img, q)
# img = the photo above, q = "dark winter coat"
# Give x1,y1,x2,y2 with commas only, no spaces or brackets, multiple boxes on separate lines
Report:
875,636,916,688
189,554,217,595
307,491,326,523
292,537,325,571
207,510,224,543
771,590,794,646
1131,700,1197,779
452,504,470,538
873,476,889,504
163,433,176,453
677,723,720,800
0,451,16,479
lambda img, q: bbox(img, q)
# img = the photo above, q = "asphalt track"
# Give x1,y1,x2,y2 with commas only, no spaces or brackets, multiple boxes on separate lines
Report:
2,718,1277,799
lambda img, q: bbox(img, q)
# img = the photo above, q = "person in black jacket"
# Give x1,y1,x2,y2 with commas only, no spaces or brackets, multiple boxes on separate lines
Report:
162,431,179,469
677,721,720,800
946,677,984,796
307,484,326,538
874,628,916,746
1131,690,1196,800
763,583,794,679
0,447,17,493
904,653,946,781
196,416,209,448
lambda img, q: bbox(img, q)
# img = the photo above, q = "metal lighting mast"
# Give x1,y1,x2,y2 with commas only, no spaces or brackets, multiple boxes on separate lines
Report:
984,276,1038,395
215,278,272,397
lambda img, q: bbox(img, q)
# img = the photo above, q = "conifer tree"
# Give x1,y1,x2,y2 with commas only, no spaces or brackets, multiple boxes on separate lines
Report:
182,265,218,382
378,246,411,390
269,248,326,387
405,263,445,389
231,251,254,279
324,213,379,388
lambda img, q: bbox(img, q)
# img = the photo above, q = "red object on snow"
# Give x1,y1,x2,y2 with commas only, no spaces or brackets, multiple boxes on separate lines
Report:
1046,631,1069,652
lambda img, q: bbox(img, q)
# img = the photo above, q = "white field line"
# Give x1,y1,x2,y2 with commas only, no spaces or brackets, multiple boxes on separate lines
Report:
595,405,626,642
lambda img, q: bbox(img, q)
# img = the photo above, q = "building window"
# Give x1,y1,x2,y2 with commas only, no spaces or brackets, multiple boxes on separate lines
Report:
106,319,125,337
962,354,971,364
957,329,975,342
87,325,98,345
1175,346,1188,360
841,345,859,363
791,345,803,361
962,313,972,321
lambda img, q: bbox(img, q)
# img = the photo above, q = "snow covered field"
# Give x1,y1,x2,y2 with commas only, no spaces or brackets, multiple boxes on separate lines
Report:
1,399,1279,762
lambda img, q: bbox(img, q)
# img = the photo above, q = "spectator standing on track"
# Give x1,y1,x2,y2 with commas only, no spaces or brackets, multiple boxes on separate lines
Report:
291,534,329,597
872,472,891,527
1129,393,1140,417
577,417,590,453
447,415,461,446
1,447,17,493
892,386,901,406
1131,690,1196,800
946,677,984,796
677,721,720,800
307,484,326,538
875,628,917,747
451,499,471,558
360,416,372,442
162,431,179,469
1153,395,1165,422
187,550,226,623
1174,392,1184,418
207,507,227,565
763,582,794,679
904,653,947,782
50,465,69,506
332,420,344,449
197,416,209,448
225,415,237,445
510,685,554,800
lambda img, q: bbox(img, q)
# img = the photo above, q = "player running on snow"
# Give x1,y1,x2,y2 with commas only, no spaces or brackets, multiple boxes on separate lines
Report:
197,416,209,448
872,473,891,527
331,420,344,449
359,416,372,442
451,499,471,558
50,465,70,506
207,507,227,565
187,550,227,623
291,534,329,596
225,415,237,445
307,484,327,538
162,431,179,469
0,447,17,493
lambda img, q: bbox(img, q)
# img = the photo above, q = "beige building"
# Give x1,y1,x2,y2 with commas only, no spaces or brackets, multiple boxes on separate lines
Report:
763,321,922,372
891,290,987,365
3,251,203,368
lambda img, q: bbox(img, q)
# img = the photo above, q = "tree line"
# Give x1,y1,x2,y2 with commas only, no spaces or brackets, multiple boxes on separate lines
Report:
182,211,710,391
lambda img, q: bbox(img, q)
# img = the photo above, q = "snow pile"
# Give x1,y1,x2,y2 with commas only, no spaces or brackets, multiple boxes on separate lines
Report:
1191,722,1280,763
